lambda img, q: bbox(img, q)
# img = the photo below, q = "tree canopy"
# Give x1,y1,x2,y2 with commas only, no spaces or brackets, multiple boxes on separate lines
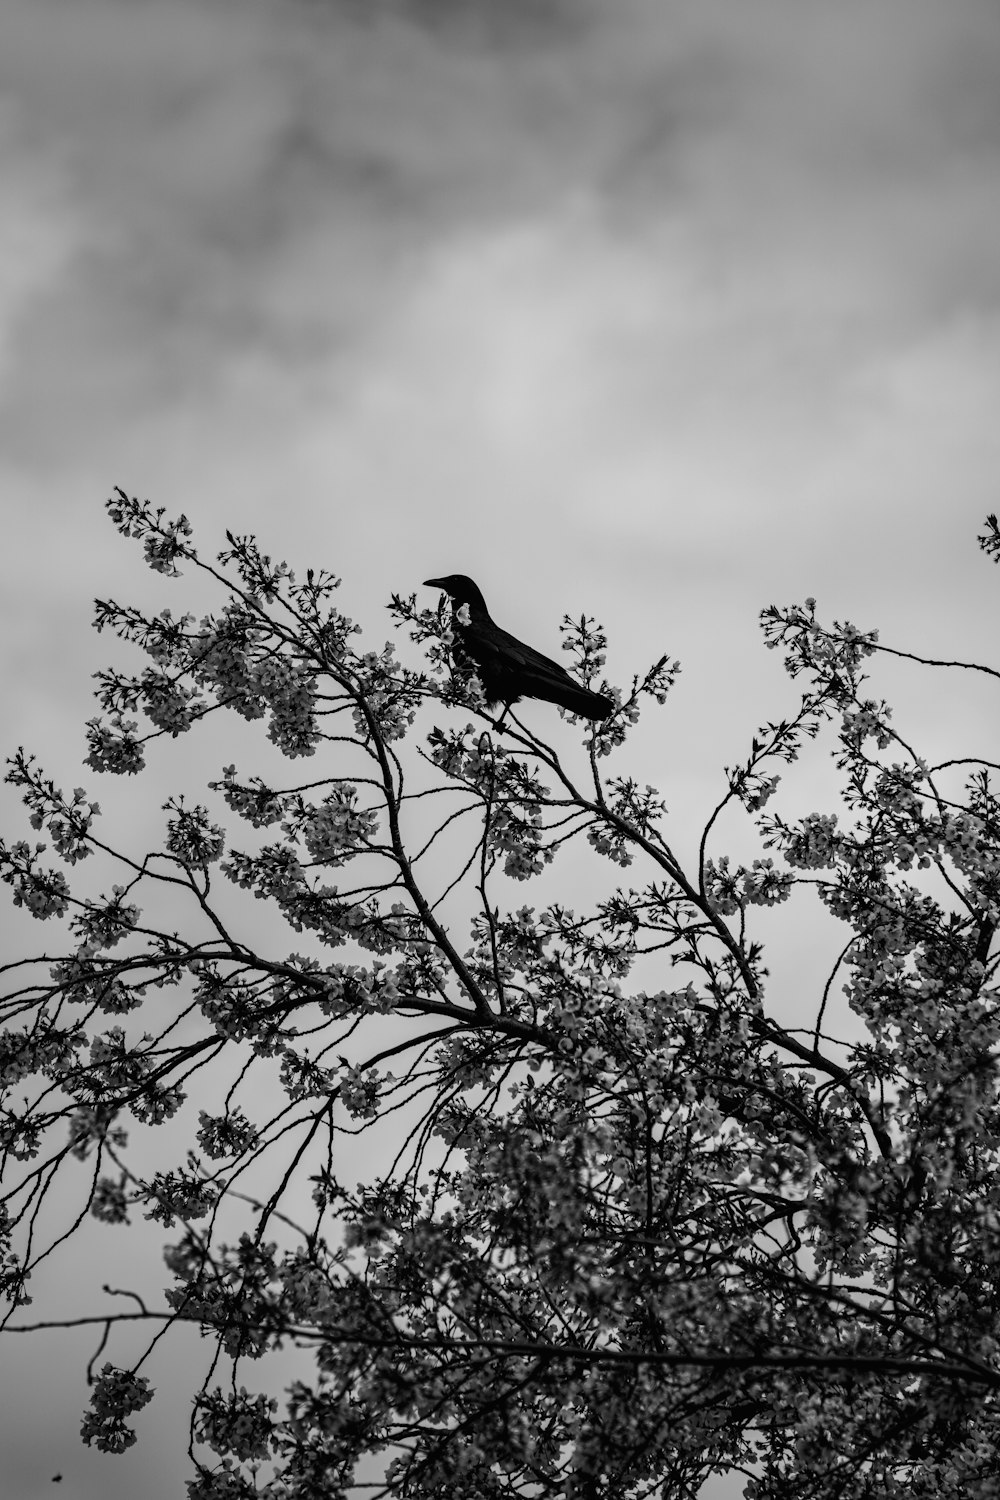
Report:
2,494,1000,1499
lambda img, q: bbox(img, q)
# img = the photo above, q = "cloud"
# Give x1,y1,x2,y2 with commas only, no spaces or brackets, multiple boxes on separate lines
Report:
2,0,999,469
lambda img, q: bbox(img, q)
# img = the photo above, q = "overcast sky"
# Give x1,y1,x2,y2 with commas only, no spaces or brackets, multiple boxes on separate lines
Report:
3,2,1000,1496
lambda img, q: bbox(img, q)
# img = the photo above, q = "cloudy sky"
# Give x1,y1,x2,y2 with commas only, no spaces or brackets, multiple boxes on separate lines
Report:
3,1,1000,1495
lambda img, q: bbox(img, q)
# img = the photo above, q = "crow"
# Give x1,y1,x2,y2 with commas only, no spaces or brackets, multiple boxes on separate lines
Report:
424,574,614,721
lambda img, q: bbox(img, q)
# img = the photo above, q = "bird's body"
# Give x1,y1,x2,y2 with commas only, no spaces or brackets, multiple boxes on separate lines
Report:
424,574,614,721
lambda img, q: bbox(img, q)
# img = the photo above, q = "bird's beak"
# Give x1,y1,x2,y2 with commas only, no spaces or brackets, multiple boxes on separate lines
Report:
423,578,446,589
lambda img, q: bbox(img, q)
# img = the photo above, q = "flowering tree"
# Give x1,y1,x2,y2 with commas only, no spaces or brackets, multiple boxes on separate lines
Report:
2,493,999,1499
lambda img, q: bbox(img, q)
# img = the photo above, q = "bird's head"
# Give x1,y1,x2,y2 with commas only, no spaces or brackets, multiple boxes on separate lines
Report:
423,575,489,614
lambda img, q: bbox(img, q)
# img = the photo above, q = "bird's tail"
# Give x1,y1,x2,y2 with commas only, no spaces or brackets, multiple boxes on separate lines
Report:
545,682,615,721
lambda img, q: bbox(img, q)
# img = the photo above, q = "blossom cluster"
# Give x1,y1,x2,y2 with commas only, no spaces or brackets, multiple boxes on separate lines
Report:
80,1363,154,1454
703,854,794,914
299,787,380,866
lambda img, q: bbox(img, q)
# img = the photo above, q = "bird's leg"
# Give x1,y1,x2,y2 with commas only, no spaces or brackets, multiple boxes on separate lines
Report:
492,702,511,733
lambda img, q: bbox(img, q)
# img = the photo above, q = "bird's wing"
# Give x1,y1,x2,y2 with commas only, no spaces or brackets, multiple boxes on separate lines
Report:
468,621,579,688
457,615,612,718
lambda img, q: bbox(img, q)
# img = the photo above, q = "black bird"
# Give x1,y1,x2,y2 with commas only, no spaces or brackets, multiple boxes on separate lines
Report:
424,574,614,721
